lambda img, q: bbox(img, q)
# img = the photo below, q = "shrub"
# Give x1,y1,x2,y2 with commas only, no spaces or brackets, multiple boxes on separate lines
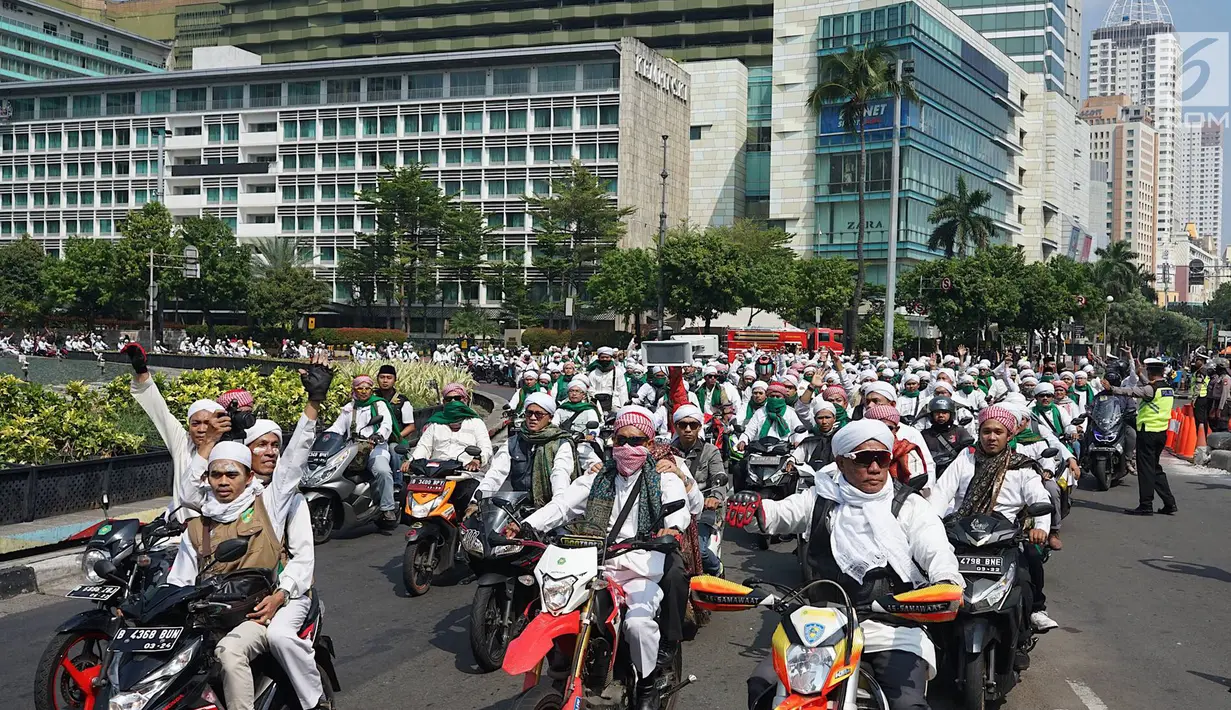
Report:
312,327,410,346
521,327,631,352
183,324,251,340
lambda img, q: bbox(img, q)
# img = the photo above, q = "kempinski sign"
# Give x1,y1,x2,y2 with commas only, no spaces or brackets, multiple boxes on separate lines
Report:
635,53,689,104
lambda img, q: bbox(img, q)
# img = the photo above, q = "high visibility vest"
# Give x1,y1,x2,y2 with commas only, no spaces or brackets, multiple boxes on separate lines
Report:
1193,372,1209,398
1137,382,1174,432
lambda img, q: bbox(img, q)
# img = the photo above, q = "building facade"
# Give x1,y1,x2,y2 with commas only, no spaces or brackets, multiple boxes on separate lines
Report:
1087,0,1181,264
0,0,169,81
35,0,223,70
1081,94,1160,271
940,0,1076,101
1176,119,1224,253
0,40,691,325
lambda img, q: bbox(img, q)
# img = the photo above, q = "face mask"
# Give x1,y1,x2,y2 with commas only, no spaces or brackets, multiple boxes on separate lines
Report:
960,385,975,394
612,444,649,477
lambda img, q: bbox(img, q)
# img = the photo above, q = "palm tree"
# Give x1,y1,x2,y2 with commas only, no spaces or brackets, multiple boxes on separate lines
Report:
250,237,311,279
927,176,996,257
1093,240,1143,300
807,43,917,350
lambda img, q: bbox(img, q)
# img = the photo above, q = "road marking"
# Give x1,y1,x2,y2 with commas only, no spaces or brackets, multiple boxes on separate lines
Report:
1067,680,1109,710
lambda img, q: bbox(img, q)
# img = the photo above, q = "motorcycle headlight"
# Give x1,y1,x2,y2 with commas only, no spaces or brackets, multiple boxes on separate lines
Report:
410,498,438,517
784,644,838,695
541,575,578,614
109,638,199,710
82,548,111,584
969,565,1016,610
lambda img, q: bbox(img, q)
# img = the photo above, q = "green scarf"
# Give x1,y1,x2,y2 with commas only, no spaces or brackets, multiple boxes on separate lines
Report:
626,375,646,398
1069,392,1081,406
1011,428,1044,447
696,385,722,410
744,397,765,422
1032,403,1064,435
554,376,569,403
576,459,662,539
425,400,480,425
785,394,799,406
519,425,577,508
558,399,598,415
649,375,667,388
978,375,995,395
588,360,615,372
960,385,976,395
1075,383,1096,403
901,389,920,399
834,406,850,428
352,394,382,433
759,398,791,438
514,383,541,413
1040,373,1055,382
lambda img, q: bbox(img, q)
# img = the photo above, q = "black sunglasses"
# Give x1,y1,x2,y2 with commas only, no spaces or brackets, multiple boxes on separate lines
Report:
614,434,651,447
840,450,893,467
443,395,465,402
676,421,702,431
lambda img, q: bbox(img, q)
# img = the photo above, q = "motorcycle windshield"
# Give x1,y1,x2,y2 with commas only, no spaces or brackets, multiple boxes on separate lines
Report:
310,431,348,458
1090,396,1124,433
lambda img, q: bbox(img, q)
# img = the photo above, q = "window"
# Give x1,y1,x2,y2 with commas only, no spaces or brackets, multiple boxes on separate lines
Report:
380,116,397,135
534,145,551,163
580,107,598,127
320,216,336,231
508,146,526,163
363,117,378,136
446,149,461,166
464,147,482,165
446,113,463,133
320,247,336,263
420,150,439,167
599,143,617,159
488,180,505,197
507,179,525,196
298,216,314,231
339,153,356,168
600,106,619,125
535,108,552,130
509,110,527,130
224,124,238,141
421,114,439,133
404,115,420,134
450,70,486,97
34,164,46,178
507,212,525,228
322,154,337,169
409,73,444,99
101,161,113,176
580,143,597,160
494,67,530,94
284,121,298,139
553,144,571,161
338,215,354,231
533,179,550,195
283,155,298,170
282,216,296,232
538,65,576,92
300,120,316,139
362,152,377,168
323,119,337,138
209,125,222,142
283,186,296,201
489,111,507,131
321,185,336,199
299,185,315,200
300,154,316,170
463,180,480,197
464,111,483,131
340,118,356,137
207,187,220,203
690,126,703,140
287,82,320,106
488,147,505,164
553,107,572,129
361,215,375,230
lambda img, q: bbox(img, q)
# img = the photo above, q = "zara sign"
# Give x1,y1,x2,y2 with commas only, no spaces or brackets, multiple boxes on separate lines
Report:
635,53,689,104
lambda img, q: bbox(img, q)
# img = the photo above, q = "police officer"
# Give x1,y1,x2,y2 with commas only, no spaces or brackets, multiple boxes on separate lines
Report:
1189,350,1211,435
1102,356,1178,516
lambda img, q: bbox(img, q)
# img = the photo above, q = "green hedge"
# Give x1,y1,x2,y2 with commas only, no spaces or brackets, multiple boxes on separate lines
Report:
312,327,410,346
521,328,631,352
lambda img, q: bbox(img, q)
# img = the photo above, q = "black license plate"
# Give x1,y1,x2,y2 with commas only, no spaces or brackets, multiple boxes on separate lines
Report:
307,451,330,465
65,584,121,602
406,476,446,493
557,535,605,549
112,626,183,653
958,555,1005,575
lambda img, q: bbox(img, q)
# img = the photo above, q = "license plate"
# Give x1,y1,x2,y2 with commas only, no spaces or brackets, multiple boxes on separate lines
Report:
307,451,329,465
749,455,780,466
958,555,1005,575
112,626,183,653
65,584,121,602
406,476,446,493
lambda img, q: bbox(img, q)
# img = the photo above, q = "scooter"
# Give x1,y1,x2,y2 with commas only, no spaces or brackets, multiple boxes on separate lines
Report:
300,417,399,544
401,449,480,597
936,502,1054,710
737,429,806,550
501,502,693,710
691,575,961,710
1082,393,1131,491
462,491,544,672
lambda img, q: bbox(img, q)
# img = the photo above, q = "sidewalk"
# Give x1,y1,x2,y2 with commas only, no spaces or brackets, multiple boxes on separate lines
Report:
0,497,171,558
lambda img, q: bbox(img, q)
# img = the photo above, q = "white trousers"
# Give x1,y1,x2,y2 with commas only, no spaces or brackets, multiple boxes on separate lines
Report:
610,570,663,679
215,596,324,710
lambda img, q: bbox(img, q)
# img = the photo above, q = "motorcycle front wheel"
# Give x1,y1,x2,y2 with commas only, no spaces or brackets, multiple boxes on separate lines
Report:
962,650,988,710
510,685,564,710
403,540,439,597
34,631,107,710
308,498,337,545
469,584,509,672
1091,456,1110,491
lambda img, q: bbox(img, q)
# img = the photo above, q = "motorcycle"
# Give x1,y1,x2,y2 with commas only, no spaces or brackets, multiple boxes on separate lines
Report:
737,429,806,550
84,538,340,710
35,499,180,710
462,491,544,672
936,502,1054,710
1082,394,1131,491
401,449,480,596
690,575,961,710
300,418,399,544
500,501,694,710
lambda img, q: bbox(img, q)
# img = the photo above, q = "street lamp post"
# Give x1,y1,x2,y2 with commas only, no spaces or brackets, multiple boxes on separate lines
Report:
882,59,906,357
1103,295,1114,356
656,134,668,340
148,246,200,341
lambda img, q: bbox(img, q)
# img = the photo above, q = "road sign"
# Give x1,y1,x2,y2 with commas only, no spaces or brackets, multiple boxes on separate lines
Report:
1074,295,1087,307
565,297,574,317
1190,259,1205,275
940,277,952,292
307,317,316,330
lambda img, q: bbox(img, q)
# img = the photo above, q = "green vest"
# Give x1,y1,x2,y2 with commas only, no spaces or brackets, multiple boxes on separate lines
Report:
1193,372,1209,398
1137,383,1174,432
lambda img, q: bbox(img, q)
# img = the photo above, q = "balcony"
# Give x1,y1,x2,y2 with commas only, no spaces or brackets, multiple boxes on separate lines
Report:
538,80,577,93
250,96,282,108
409,87,444,100
493,82,530,96
39,108,69,119
170,162,272,177
212,98,246,110
239,191,280,207
237,222,280,239
368,89,403,102
176,100,207,113
163,194,201,210
165,134,202,149
582,78,619,91
327,92,361,104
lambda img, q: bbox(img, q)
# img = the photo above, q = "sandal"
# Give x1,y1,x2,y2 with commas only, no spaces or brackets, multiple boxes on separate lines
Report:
1047,532,1063,550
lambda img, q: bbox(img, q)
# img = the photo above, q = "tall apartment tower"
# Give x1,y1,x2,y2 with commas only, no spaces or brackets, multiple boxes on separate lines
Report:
1087,0,1181,261
1176,120,1224,253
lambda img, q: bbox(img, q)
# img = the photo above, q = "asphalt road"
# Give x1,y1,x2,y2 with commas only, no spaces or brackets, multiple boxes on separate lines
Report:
4,438,1230,709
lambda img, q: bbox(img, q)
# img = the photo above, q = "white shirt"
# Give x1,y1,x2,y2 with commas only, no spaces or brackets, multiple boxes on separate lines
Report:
930,448,1052,532
895,423,937,488
525,469,691,578
588,365,629,408
327,399,394,441
552,405,602,435
738,406,807,446
757,482,962,676
130,378,199,522
896,394,928,424
411,419,494,470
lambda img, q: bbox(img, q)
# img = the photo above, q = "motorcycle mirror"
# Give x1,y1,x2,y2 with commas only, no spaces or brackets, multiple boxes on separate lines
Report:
1041,447,1060,459
733,425,745,435
794,425,809,434
741,576,762,587
1025,502,1055,518
213,538,250,564
1072,415,1088,426
394,444,409,455
100,492,110,515
94,558,126,587
464,445,482,457
502,404,512,412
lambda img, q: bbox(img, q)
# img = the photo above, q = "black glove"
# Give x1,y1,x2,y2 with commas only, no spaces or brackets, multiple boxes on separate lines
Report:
725,491,764,529
121,342,148,374
300,363,334,402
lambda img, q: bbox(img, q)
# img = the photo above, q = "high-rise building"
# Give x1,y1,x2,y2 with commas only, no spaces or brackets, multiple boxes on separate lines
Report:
1087,0,1181,264
1176,119,1224,253
0,0,170,82
1080,95,1160,272
36,0,226,70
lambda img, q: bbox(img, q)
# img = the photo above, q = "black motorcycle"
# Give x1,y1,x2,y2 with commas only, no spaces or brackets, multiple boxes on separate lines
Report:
462,491,544,672
737,431,804,550
936,503,1053,710
34,500,180,710
1082,393,1132,491
87,538,340,710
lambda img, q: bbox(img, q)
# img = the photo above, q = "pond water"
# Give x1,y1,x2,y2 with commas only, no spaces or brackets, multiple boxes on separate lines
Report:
0,356,172,386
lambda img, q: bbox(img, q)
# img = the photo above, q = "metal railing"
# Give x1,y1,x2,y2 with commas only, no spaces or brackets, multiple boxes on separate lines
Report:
0,450,172,525
0,16,166,69
368,89,403,102
327,92,362,104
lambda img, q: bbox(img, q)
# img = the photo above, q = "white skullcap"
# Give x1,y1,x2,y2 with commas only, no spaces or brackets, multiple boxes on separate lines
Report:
959,374,976,385
978,359,991,369
522,368,539,379
1002,392,1028,406
672,404,704,423
567,377,589,392
208,441,253,468
966,367,980,376
862,381,898,403
933,381,954,395
1034,382,1055,396
824,373,840,384
937,368,956,382
751,381,769,392
880,368,894,377
1001,401,1033,423
832,419,895,457
811,400,836,416
244,419,283,447
858,370,877,383
187,399,224,423
524,392,557,415
597,347,615,356
782,374,800,387
702,365,718,376
1021,376,1038,386
651,365,667,375
1082,365,1095,374
1074,370,1088,380
903,373,920,385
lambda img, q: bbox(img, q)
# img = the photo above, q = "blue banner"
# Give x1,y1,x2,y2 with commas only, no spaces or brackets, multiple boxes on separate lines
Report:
819,99,913,136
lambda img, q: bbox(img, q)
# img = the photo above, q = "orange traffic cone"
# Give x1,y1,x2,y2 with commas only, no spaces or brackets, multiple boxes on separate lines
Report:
1196,419,1208,450
1166,408,1181,451
1176,406,1197,459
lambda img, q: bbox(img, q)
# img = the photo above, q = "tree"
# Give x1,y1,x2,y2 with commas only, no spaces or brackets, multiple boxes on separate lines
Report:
1207,283,1231,329
587,248,657,339
246,263,330,333
781,257,857,328
250,237,310,278
178,216,251,337
525,161,634,330
1105,295,1159,349
485,260,535,329
0,237,49,326
807,42,917,350
447,306,502,340
714,220,798,325
438,203,494,307
1153,309,1205,350
115,202,183,328
42,237,122,328
902,246,1023,345
856,313,912,353
1010,262,1070,347
927,176,996,257
336,236,384,325
1093,241,1146,301
660,231,743,333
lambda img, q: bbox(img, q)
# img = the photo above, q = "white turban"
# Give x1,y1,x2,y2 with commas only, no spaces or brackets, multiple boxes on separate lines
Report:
1033,382,1056,396
858,370,877,383
1000,401,1033,424
521,368,539,380
187,399,224,423
702,365,718,376
672,404,704,423
903,373,920,385
751,381,769,392
597,346,615,356
1074,370,1088,381
524,392,557,415
244,419,283,447
567,377,589,392
861,381,898,403
937,368,956,382
978,359,991,369
208,441,253,468
832,419,895,457
811,400,836,417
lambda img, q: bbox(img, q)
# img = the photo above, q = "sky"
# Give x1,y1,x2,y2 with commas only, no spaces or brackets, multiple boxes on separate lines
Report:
1081,0,1231,252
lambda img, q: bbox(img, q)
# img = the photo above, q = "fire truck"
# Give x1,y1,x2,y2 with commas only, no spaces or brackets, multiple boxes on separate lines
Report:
725,327,844,362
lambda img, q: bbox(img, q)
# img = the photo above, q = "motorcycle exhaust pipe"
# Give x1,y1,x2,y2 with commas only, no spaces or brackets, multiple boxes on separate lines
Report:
661,675,698,699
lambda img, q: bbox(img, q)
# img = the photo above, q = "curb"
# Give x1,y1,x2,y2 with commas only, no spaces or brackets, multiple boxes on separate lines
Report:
0,565,37,600
0,548,83,601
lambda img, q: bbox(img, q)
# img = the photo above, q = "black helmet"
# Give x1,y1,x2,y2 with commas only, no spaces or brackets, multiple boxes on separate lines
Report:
929,396,956,415
1105,372,1122,387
